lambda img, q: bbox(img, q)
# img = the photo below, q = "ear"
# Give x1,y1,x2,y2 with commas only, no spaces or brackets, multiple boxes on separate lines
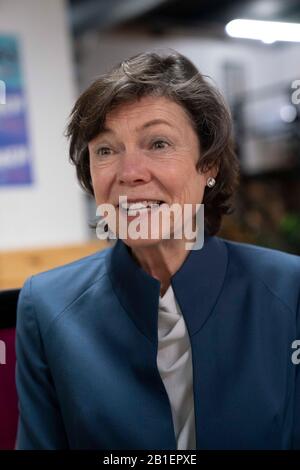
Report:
206,165,219,179
196,162,219,179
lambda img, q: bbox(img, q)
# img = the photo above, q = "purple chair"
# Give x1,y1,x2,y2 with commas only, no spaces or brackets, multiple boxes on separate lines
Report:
0,289,20,449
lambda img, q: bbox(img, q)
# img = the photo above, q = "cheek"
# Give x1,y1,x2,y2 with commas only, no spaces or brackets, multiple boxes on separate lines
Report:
164,162,195,187
196,176,207,200
90,170,108,205
178,165,206,197
183,175,207,206
90,170,100,193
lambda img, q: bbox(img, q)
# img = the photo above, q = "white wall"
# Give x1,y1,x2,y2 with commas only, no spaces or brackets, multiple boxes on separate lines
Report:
0,0,88,250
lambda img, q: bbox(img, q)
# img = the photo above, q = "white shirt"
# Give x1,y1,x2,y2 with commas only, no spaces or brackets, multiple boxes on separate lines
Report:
156,284,196,450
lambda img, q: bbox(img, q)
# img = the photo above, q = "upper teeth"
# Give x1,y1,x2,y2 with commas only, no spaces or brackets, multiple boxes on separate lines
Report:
120,200,161,210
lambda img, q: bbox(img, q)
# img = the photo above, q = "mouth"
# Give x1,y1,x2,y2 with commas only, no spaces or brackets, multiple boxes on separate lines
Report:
117,199,165,215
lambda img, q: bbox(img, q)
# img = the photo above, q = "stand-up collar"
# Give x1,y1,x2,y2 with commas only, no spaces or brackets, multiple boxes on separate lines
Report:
106,235,228,344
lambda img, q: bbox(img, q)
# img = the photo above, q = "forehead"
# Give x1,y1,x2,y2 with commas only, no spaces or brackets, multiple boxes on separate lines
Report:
104,95,192,130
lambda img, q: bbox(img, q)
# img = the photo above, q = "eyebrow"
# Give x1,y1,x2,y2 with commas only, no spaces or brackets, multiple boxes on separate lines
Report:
99,119,175,136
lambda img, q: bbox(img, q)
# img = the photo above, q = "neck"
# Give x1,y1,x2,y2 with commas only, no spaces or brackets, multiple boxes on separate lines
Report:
129,238,192,297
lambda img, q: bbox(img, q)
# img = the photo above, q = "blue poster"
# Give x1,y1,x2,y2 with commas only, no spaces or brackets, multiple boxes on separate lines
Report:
0,36,33,185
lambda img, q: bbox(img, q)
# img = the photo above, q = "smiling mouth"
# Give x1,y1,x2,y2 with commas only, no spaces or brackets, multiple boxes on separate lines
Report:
117,200,165,214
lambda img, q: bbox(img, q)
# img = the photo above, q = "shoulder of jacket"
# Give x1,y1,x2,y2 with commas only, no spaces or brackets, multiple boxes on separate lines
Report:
30,244,111,283
220,237,300,313
20,244,113,334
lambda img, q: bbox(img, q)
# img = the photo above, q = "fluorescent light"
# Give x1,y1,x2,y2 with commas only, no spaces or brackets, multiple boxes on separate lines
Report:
225,19,300,44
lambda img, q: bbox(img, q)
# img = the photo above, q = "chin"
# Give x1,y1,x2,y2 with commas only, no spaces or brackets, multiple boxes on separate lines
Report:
119,236,163,250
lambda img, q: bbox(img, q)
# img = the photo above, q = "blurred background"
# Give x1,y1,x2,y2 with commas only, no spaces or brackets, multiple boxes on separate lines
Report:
0,0,300,289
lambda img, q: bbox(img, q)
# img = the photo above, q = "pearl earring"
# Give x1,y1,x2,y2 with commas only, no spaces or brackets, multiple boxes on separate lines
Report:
206,177,216,188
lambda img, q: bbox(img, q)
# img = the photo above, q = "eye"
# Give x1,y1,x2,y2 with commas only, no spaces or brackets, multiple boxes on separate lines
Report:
151,140,170,150
96,146,112,156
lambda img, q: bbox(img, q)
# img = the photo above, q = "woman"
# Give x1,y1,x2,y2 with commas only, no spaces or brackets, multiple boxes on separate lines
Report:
15,50,300,450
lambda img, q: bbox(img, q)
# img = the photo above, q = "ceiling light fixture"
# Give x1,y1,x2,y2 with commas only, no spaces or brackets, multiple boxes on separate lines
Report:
225,19,300,44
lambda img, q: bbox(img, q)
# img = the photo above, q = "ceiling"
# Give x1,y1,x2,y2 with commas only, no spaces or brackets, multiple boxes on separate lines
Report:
68,0,300,36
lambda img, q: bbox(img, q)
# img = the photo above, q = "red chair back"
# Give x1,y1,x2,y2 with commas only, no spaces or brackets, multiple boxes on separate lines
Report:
0,289,20,449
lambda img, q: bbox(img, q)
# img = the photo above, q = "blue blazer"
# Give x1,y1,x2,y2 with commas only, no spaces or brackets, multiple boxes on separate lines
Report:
15,235,300,449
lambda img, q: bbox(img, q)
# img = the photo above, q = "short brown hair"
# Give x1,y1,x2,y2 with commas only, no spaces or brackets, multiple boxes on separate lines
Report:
66,49,240,235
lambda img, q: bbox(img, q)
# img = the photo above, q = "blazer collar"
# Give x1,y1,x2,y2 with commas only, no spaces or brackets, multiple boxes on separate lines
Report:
106,234,228,344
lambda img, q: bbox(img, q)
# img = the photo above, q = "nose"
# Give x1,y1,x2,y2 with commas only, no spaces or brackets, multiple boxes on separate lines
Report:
117,149,151,186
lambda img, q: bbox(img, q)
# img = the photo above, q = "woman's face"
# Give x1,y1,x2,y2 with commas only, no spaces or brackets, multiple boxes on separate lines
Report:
88,95,214,247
